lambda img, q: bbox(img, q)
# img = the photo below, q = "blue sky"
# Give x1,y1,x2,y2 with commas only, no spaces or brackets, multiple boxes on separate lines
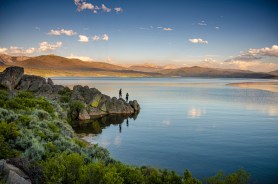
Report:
0,0,278,71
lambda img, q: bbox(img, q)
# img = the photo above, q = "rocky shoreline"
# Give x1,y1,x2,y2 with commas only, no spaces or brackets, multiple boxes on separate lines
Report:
0,66,140,121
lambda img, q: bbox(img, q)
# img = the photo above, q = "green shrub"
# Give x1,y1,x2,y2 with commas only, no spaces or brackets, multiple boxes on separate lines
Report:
206,169,249,184
0,108,18,123
16,115,31,126
59,87,72,103
69,100,85,120
0,121,20,159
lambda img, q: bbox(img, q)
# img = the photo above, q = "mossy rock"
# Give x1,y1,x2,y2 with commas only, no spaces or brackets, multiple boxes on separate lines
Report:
90,94,102,108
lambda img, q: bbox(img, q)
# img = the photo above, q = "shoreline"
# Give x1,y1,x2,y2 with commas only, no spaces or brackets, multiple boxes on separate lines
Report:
227,82,278,92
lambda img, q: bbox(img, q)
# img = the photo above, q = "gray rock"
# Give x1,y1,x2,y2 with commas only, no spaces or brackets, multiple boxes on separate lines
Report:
47,78,54,86
79,109,90,120
88,107,107,117
16,75,46,92
105,97,134,114
7,170,31,184
0,159,31,184
0,66,24,90
129,100,140,111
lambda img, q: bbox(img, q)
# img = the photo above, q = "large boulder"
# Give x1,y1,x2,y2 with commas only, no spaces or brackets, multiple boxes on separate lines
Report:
71,85,101,104
16,75,46,92
105,97,134,114
129,100,140,111
0,66,24,90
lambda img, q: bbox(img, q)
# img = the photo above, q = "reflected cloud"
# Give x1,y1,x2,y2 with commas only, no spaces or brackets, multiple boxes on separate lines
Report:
114,135,121,146
161,120,171,127
187,108,206,118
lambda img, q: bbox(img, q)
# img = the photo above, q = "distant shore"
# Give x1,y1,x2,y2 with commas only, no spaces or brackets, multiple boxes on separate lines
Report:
227,82,278,92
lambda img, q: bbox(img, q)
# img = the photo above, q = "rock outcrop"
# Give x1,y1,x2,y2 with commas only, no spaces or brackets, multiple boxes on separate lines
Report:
0,66,24,90
0,66,140,120
71,85,140,120
0,159,31,184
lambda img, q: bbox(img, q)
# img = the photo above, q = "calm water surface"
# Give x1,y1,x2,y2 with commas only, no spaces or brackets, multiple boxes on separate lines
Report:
53,77,278,183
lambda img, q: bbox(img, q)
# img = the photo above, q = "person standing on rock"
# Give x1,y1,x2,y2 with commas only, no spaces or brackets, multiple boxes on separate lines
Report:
119,88,122,98
126,93,129,102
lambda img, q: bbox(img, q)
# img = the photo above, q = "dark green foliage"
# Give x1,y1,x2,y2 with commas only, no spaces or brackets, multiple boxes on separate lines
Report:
59,87,72,103
69,100,85,120
16,115,31,126
0,90,9,107
4,91,54,113
205,169,249,184
0,121,20,159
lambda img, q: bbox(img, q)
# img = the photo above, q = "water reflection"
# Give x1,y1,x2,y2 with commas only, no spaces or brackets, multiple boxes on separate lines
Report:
72,112,139,135
187,108,206,118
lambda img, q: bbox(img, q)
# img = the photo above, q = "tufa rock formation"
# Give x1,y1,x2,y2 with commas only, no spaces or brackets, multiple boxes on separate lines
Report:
0,66,140,120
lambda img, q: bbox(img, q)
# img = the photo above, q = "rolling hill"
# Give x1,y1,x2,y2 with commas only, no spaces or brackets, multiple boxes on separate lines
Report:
159,66,276,78
0,54,277,78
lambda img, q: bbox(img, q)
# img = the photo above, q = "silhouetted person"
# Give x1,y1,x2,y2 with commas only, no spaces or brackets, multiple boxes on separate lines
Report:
126,119,129,127
126,93,129,102
119,124,122,133
119,88,122,98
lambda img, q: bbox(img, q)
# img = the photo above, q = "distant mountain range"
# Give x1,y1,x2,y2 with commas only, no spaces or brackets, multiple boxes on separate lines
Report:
0,54,277,78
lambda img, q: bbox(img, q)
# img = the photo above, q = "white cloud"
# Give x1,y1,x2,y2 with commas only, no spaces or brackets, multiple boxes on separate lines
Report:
74,0,94,12
74,0,123,14
163,27,173,31
0,48,7,54
102,4,111,12
39,41,62,52
67,53,93,61
114,7,123,13
92,35,100,41
189,38,208,44
48,29,77,36
78,35,89,43
215,27,220,30
102,34,109,41
198,20,207,26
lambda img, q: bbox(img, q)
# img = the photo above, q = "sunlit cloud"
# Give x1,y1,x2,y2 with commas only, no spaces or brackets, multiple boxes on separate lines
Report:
78,35,89,43
101,4,111,12
0,48,8,54
215,26,220,30
226,45,278,62
48,29,77,36
189,38,208,44
74,0,121,14
92,35,100,41
0,42,62,55
67,53,94,61
102,34,109,41
0,46,36,55
39,41,62,52
163,27,173,31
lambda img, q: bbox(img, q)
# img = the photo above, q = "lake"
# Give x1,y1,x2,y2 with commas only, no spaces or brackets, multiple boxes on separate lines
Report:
53,77,278,183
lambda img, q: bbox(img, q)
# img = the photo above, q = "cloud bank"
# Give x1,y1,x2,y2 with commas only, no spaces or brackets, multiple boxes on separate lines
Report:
74,0,122,14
